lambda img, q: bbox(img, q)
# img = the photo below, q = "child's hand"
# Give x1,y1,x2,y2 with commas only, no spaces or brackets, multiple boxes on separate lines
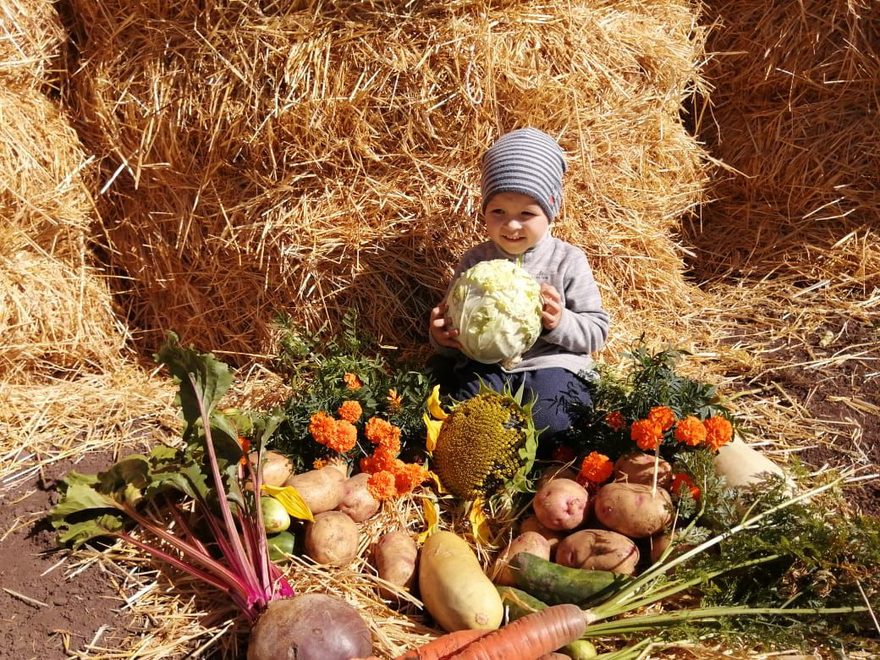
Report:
429,301,461,349
540,283,562,331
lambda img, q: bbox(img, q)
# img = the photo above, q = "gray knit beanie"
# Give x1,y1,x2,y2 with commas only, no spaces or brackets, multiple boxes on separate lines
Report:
480,127,567,221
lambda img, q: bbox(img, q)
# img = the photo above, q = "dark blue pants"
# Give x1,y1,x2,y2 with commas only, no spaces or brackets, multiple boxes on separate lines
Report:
428,355,592,447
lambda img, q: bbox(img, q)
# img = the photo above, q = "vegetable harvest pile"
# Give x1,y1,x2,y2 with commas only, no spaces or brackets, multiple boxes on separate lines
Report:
50,330,880,659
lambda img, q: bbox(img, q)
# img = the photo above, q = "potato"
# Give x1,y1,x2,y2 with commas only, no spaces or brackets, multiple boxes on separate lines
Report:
491,531,552,586
532,478,589,531
593,482,672,538
305,511,360,565
337,473,381,522
246,450,293,488
555,529,640,575
613,452,672,489
372,530,418,598
518,515,566,556
286,467,346,514
247,593,372,660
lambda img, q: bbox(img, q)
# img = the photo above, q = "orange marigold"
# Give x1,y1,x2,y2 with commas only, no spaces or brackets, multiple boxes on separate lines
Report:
343,372,363,390
336,400,363,423
329,419,358,453
394,462,430,495
577,451,614,485
367,470,398,501
604,411,626,431
237,436,251,465
674,416,707,447
704,416,733,451
630,418,663,451
308,411,336,445
364,416,401,453
359,446,399,475
386,388,403,411
647,406,676,432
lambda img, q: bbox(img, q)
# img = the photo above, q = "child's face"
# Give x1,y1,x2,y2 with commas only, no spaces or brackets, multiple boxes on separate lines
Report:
483,191,550,255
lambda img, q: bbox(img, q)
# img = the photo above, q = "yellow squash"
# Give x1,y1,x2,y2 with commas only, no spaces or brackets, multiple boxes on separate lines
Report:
418,531,504,632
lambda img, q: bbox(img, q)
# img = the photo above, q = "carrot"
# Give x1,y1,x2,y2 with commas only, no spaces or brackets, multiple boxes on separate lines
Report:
393,629,492,660
449,603,588,660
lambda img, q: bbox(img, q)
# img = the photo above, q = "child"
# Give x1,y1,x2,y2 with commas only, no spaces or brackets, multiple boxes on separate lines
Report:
428,127,610,444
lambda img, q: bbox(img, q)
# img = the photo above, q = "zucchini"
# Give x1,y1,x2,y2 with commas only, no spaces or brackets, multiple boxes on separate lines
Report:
509,552,629,607
496,585,547,622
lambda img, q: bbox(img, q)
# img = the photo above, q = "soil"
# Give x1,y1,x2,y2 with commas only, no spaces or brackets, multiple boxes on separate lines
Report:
0,452,132,660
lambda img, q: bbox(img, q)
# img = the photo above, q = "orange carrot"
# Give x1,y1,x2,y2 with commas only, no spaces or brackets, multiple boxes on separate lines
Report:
449,604,587,660
393,629,492,660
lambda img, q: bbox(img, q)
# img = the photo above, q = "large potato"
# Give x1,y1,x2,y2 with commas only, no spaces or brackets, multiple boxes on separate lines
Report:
555,529,640,575
286,466,346,514
532,478,589,531
491,531,552,586
593,482,672,538
248,450,293,486
372,530,418,598
337,473,381,522
518,515,566,557
613,452,671,489
305,511,360,565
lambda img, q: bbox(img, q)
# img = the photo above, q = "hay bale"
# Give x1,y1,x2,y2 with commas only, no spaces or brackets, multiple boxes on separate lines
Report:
0,85,126,379
0,0,65,88
65,0,711,362
691,0,880,292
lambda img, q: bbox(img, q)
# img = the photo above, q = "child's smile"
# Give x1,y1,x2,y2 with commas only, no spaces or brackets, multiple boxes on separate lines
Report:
483,191,550,255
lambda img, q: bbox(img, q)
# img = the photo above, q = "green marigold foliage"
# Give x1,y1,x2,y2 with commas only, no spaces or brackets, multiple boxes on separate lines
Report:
432,386,537,499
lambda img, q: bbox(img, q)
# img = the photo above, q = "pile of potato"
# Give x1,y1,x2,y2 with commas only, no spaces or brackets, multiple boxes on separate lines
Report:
493,453,679,583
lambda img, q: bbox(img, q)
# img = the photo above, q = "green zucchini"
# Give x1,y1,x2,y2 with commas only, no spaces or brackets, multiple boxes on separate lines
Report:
509,552,629,607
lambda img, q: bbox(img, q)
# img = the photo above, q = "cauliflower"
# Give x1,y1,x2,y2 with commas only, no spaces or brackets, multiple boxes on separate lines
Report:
447,259,543,367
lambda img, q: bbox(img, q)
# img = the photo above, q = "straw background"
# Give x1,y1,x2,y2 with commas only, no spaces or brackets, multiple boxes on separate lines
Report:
1,0,877,657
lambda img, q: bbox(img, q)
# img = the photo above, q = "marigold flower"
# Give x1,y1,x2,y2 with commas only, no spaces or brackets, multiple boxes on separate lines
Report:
343,372,363,390
577,451,614,485
394,462,430,495
312,458,328,470
336,400,363,423
704,416,733,451
308,411,336,445
670,472,700,500
364,416,401,454
648,406,676,432
604,411,627,431
359,446,399,475
330,419,358,453
630,418,663,451
674,416,707,447
386,388,403,411
237,436,251,465
367,470,398,501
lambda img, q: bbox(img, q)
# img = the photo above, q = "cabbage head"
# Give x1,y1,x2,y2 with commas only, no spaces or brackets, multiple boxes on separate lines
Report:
447,259,542,366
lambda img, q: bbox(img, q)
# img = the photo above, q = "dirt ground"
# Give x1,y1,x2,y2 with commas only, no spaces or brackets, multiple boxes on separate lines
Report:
1,321,877,658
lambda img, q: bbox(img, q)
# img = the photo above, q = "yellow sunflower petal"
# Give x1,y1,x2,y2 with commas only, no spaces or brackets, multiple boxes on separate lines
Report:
417,494,440,543
261,484,314,522
468,497,491,545
427,384,448,421
423,413,443,453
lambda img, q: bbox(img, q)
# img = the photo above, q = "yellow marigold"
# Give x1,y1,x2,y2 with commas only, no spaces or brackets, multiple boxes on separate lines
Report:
704,416,733,451
336,400,363,423
308,411,336,446
364,416,401,453
648,406,676,432
674,415,707,447
604,411,626,431
343,372,362,390
630,418,663,451
577,451,614,485
395,462,430,495
367,470,398,501
386,388,403,411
